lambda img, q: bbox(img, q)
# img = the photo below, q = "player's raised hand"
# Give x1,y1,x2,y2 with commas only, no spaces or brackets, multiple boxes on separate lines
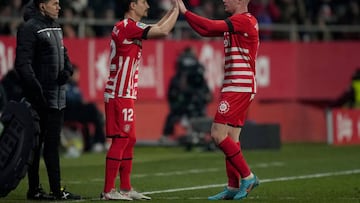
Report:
172,0,179,10
177,0,187,14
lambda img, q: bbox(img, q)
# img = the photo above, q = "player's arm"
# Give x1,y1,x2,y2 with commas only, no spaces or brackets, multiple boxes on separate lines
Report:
147,0,179,38
177,0,227,37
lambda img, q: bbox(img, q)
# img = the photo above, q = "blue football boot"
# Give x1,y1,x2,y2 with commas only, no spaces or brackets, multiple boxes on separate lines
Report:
233,175,259,200
208,187,239,200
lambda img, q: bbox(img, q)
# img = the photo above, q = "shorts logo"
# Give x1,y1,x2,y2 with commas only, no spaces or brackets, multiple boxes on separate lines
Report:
218,100,230,114
124,124,131,133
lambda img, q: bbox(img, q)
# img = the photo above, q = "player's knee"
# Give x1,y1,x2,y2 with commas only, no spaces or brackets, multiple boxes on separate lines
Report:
211,133,223,144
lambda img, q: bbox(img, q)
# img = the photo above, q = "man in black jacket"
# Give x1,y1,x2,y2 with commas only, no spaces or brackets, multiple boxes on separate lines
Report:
14,0,81,200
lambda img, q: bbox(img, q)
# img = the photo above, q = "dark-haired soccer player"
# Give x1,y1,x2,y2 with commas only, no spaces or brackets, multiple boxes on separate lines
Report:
101,0,179,200
177,0,260,200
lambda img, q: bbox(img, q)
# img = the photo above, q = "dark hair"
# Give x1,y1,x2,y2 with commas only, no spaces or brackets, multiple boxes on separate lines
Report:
33,0,50,8
122,0,137,13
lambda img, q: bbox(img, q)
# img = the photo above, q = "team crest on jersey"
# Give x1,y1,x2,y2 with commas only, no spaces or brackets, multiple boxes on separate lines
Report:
218,100,230,114
124,124,131,133
136,22,147,29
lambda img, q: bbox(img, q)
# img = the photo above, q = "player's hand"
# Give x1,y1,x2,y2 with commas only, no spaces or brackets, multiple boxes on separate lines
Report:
177,0,187,14
57,69,71,85
172,0,179,9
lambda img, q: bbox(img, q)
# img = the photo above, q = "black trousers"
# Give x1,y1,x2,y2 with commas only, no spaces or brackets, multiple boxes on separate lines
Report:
162,111,182,136
28,108,63,195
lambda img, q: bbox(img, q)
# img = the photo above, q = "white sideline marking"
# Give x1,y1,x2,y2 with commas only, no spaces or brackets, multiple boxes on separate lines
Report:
68,162,285,184
142,169,360,195
133,162,284,178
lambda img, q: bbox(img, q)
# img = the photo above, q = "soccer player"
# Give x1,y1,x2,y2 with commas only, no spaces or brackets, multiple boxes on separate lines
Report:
177,0,260,200
101,0,179,200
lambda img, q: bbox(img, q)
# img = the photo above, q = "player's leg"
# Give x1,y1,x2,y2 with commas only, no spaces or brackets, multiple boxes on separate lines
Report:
229,93,259,200
120,136,151,200
225,141,241,188
117,100,151,200
119,135,135,191
209,93,258,200
101,99,132,200
209,123,242,200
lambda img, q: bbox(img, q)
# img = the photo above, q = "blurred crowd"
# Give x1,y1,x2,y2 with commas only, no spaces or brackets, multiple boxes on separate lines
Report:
0,0,359,40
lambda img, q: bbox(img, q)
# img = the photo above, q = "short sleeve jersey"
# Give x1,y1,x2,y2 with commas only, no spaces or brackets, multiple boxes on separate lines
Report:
223,13,259,94
104,18,150,100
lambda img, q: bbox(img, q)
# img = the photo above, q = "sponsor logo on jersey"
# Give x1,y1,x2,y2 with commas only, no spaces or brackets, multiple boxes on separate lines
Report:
136,22,147,29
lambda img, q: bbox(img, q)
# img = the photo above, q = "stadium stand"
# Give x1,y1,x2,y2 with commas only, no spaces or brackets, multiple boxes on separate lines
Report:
0,0,359,40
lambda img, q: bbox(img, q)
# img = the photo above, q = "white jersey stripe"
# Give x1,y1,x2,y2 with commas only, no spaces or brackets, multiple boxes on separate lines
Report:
221,86,253,92
118,56,130,97
223,79,253,84
225,63,251,69
224,71,253,76
225,47,249,54
225,55,250,61
128,60,137,97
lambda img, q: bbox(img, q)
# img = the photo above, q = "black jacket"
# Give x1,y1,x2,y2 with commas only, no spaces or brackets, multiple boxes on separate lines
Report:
14,4,73,110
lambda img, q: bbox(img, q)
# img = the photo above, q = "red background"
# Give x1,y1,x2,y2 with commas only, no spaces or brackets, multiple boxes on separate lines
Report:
1,36,359,142
328,109,360,145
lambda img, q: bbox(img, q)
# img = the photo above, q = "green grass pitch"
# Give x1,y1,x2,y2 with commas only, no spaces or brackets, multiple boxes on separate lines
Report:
2,143,360,202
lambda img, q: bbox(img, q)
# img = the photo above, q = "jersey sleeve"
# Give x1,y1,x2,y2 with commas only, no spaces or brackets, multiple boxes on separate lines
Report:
125,20,151,40
184,11,228,37
228,14,258,35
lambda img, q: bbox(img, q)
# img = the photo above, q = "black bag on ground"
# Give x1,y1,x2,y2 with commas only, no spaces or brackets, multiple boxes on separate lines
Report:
0,99,40,197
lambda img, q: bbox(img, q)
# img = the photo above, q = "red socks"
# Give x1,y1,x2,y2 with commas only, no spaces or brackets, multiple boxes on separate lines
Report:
104,158,121,193
103,137,129,193
226,142,240,188
119,137,136,191
119,159,132,191
218,136,251,180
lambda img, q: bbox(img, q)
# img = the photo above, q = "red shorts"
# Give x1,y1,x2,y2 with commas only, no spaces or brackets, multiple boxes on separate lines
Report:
105,98,136,138
214,92,255,127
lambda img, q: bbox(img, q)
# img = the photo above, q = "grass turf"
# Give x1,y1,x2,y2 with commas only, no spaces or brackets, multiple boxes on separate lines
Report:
1,143,360,202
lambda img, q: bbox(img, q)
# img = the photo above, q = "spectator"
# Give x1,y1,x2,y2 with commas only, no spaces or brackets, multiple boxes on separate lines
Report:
94,7,116,37
14,0,80,200
331,68,360,108
160,46,212,144
66,0,87,15
61,7,77,38
0,0,359,40
64,65,106,152
337,0,360,40
249,0,280,40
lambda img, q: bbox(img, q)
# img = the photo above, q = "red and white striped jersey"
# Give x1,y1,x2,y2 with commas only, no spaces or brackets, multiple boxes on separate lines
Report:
222,13,259,94
104,18,150,101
